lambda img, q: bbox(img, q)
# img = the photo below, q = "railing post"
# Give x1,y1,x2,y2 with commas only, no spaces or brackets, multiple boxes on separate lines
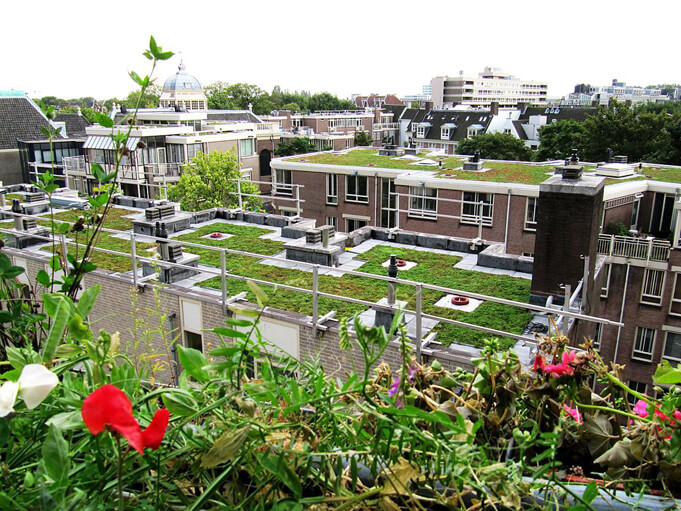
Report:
237,179,243,210
609,235,614,257
221,249,227,313
415,284,423,361
312,265,319,337
396,193,400,230
562,283,571,336
130,233,138,287
295,185,301,217
647,238,653,261
478,200,484,239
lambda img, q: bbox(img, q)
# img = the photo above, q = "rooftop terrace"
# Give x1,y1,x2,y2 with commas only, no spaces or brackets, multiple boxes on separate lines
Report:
284,148,681,186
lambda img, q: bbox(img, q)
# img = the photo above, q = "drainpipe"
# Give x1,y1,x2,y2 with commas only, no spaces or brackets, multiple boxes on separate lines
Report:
374,174,378,226
504,189,512,253
168,312,180,385
613,263,630,365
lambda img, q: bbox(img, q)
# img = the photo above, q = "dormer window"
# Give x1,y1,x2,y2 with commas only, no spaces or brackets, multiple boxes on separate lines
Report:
416,125,425,138
441,127,450,140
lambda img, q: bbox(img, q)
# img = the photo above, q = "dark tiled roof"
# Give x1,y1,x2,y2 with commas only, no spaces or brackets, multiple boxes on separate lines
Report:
410,110,494,142
55,113,91,138
512,120,528,140
0,96,53,150
519,106,595,123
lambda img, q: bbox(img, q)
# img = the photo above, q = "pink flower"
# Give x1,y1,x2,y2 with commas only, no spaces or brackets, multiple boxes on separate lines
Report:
543,350,576,377
533,354,545,372
563,404,582,424
632,399,681,425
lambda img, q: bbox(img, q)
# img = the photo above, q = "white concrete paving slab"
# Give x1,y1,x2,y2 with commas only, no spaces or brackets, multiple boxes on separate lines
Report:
435,295,483,312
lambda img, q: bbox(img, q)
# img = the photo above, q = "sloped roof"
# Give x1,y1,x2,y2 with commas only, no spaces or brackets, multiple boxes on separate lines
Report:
55,113,91,138
512,120,528,140
0,96,53,150
408,110,494,142
519,106,595,123
206,110,262,123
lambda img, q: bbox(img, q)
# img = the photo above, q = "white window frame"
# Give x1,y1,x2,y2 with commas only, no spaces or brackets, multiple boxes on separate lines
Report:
524,197,538,231
663,330,681,363
273,169,293,196
627,380,648,405
671,273,681,317
416,125,425,138
408,186,437,219
601,264,611,298
345,175,369,203
593,323,602,350
346,218,368,232
441,127,450,140
632,327,656,362
641,268,665,306
461,192,493,226
326,216,337,229
326,174,338,205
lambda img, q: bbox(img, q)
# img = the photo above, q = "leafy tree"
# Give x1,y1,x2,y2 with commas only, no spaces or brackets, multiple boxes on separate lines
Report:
308,92,354,112
57,106,97,124
535,120,587,161
354,130,372,146
167,150,260,211
126,84,162,108
457,133,532,161
274,137,318,156
281,102,302,113
205,81,234,110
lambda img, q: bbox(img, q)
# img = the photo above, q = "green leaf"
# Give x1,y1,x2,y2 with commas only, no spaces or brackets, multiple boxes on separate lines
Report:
200,426,249,468
42,299,71,363
158,50,174,61
177,345,210,383
42,425,69,487
76,284,100,318
213,327,247,340
129,70,143,86
582,414,614,457
57,222,70,234
43,293,75,319
161,391,198,417
6,347,40,370
68,313,91,342
582,481,599,504
654,360,681,385
95,112,113,129
46,411,84,431
224,317,253,327
259,452,302,499
247,280,268,304
36,270,51,287
149,36,159,57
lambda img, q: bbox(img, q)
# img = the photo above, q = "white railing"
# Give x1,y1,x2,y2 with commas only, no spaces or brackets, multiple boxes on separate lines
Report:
598,234,670,262
144,163,182,177
63,156,86,174
372,123,399,131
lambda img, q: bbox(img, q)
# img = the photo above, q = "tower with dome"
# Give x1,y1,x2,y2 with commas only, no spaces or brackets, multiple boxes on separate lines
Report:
159,61,207,110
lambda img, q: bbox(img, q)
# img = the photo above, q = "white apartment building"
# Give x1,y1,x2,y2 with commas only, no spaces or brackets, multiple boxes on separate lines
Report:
430,67,548,109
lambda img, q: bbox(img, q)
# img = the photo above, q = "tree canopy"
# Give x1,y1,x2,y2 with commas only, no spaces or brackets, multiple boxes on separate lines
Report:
354,130,372,146
167,150,260,211
457,133,532,161
126,85,162,109
274,137,322,156
535,120,587,161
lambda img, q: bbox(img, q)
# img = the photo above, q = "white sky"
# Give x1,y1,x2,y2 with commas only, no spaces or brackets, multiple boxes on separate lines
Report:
3,0,680,101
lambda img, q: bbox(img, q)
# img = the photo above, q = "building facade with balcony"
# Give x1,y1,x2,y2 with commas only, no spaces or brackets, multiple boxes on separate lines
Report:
269,148,681,390
431,67,548,109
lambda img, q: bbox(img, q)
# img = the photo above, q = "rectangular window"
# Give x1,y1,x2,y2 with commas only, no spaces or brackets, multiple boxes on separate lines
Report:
441,128,450,139
326,216,337,229
274,169,292,195
416,125,425,137
346,218,367,232
593,323,602,350
601,264,611,298
461,192,493,226
409,187,437,219
326,174,338,205
633,327,656,362
641,269,665,306
346,175,368,203
664,331,681,362
627,380,648,405
239,138,255,157
186,143,203,161
671,273,681,316
524,197,538,231
184,331,203,353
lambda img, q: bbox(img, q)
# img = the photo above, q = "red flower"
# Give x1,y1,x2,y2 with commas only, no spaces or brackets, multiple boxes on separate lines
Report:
142,408,170,450
82,384,169,454
533,354,545,372
543,350,576,377
632,399,681,424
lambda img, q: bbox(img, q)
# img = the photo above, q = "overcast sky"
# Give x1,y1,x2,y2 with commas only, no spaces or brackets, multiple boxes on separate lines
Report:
3,0,679,102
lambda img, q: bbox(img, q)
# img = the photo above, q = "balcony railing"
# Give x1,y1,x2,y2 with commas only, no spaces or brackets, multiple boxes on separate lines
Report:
597,234,670,262
144,163,182,177
372,123,399,131
63,156,86,174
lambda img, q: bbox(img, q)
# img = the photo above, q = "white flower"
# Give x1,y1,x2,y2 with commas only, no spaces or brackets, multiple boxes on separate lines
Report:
0,381,19,417
18,364,59,410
